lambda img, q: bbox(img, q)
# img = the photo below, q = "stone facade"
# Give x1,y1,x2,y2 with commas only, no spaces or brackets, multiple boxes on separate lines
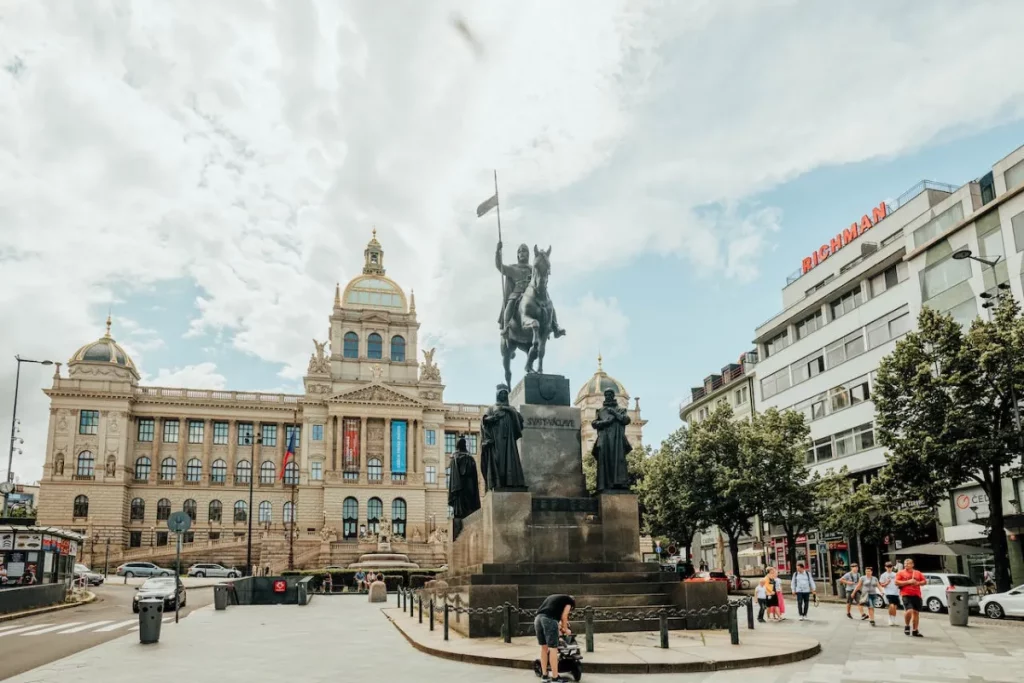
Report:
35,232,644,569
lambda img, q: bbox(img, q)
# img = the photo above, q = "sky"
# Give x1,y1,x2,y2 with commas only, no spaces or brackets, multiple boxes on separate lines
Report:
3,0,1024,485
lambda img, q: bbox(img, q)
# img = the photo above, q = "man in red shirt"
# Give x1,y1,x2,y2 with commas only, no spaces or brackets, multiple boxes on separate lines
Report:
895,558,926,637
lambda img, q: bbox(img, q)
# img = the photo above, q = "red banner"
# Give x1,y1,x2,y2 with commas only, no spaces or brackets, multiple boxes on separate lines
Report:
343,418,360,468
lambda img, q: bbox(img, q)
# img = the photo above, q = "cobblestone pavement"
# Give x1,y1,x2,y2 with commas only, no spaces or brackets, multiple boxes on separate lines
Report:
7,596,1023,682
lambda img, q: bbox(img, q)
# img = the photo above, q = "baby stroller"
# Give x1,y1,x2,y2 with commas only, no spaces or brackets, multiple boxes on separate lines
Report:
533,633,583,681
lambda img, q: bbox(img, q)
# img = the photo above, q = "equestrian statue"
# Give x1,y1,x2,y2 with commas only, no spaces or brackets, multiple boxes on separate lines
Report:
495,241,566,388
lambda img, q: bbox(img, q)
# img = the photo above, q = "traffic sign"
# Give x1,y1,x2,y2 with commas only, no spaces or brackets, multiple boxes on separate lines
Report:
273,580,287,593
167,511,192,533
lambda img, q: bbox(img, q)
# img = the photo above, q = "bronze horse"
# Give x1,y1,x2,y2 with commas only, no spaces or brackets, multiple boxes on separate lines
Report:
501,245,559,388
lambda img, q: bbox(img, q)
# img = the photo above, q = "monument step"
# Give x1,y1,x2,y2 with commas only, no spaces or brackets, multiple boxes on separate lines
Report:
517,616,692,634
468,571,667,586
517,581,680,597
518,593,672,609
479,562,656,575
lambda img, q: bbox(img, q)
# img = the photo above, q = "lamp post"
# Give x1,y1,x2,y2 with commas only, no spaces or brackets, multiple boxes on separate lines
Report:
4,356,55,516
242,431,262,576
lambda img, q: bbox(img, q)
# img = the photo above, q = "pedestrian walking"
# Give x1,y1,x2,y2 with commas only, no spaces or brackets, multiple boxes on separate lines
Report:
854,567,880,625
895,558,926,637
774,573,786,619
878,561,901,626
839,563,864,620
755,577,768,623
790,562,816,621
762,568,780,621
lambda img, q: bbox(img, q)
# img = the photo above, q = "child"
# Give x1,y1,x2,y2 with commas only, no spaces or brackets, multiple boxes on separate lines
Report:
755,577,768,622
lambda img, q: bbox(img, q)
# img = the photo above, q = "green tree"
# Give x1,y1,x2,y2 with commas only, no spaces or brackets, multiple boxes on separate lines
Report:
873,299,1024,592
638,428,707,560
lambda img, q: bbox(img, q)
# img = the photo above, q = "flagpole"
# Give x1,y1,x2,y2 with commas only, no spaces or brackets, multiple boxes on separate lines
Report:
494,170,507,335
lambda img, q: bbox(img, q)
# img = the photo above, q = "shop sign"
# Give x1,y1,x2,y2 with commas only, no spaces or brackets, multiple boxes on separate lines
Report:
14,533,42,550
953,485,990,525
796,535,807,544
827,541,848,550
801,202,888,274
69,540,78,556
0,533,13,551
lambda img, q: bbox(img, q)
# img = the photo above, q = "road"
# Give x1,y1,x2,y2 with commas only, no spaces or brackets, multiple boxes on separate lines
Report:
0,577,215,680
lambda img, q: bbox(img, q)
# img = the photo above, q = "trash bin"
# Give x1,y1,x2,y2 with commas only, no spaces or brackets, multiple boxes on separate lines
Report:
138,598,164,644
214,584,229,611
948,588,969,626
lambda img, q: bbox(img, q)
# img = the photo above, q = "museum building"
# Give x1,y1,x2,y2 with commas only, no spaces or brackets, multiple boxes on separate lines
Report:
34,232,643,570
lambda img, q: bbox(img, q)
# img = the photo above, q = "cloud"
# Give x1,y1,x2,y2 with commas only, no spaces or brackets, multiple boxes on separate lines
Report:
4,0,1024,481
146,363,228,390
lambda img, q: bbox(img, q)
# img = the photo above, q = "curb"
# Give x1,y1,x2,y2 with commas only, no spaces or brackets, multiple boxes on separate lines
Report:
383,610,821,674
0,591,98,624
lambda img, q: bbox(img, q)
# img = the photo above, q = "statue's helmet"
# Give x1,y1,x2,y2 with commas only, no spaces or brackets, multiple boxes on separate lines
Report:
517,243,529,261
496,383,511,401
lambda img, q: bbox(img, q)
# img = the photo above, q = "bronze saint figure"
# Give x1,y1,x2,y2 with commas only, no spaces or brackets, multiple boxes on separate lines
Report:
448,436,481,539
592,388,633,492
480,384,527,491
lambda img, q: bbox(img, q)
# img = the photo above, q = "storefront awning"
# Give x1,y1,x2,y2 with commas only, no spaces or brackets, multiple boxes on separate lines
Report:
887,542,988,557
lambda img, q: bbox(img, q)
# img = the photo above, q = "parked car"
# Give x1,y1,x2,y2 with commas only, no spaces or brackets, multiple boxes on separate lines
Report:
73,563,105,586
132,577,186,613
979,584,1024,619
115,561,173,578
920,573,980,613
186,563,240,578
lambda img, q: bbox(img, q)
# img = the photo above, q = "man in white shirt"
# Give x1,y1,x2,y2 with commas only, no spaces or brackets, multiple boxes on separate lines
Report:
878,561,901,626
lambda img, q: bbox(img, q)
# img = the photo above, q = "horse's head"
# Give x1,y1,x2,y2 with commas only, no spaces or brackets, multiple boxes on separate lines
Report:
532,245,552,279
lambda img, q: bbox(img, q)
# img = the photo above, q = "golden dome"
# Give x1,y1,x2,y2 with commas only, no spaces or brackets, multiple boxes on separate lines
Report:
69,316,137,371
575,354,630,402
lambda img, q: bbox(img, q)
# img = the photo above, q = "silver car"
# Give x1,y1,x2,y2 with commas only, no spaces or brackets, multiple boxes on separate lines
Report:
186,563,240,578
115,561,173,578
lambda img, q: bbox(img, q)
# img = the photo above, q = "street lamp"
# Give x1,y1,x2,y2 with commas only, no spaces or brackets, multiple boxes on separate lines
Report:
4,355,55,516
242,432,262,576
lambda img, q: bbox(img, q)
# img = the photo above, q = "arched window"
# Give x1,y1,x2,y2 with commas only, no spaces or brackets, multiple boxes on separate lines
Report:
258,500,272,523
160,457,177,481
367,333,383,359
367,497,383,534
186,458,202,482
233,500,248,522
183,499,197,521
130,497,145,521
260,461,276,484
134,456,151,481
236,460,251,484
211,459,227,483
73,495,89,517
343,331,359,359
156,498,171,521
392,498,407,539
209,500,223,523
76,451,95,477
390,335,406,362
284,461,299,486
368,458,383,482
284,501,295,524
342,497,358,540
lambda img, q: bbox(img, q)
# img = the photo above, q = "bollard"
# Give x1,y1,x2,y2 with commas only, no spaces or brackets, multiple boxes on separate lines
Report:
746,598,754,630
585,606,594,653
455,594,461,624
419,595,423,624
430,598,435,631
443,602,450,641
728,604,739,645
503,603,512,643
397,588,402,608
410,590,415,617
658,610,669,649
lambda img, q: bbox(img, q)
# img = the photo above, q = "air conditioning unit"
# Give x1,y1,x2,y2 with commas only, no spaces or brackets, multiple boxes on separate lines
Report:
861,242,878,256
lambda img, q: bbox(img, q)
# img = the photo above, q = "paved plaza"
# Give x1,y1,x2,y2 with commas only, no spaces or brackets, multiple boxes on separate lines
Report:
5,596,1023,682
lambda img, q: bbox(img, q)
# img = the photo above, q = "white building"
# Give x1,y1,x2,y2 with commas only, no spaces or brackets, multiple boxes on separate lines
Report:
750,143,1024,586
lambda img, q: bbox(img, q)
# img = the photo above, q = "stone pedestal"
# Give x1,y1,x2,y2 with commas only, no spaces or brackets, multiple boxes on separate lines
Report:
518,404,586,497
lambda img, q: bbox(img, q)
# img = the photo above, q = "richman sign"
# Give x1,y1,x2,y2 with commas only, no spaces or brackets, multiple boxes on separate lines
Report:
801,202,889,274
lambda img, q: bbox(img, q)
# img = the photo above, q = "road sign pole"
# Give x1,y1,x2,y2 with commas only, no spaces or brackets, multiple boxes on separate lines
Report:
175,533,181,623
165,510,191,625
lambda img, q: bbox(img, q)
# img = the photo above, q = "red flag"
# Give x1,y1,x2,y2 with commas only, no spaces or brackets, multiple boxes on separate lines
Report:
280,429,297,480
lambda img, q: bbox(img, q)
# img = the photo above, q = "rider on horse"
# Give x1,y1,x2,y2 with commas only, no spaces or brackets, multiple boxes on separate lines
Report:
496,241,566,340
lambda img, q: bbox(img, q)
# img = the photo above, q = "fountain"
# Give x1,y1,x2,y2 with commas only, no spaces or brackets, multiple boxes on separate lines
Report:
347,552,420,570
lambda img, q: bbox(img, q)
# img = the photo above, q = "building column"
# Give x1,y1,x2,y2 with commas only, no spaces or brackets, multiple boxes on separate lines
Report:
203,418,213,473
326,416,335,471
228,420,237,467
359,417,367,476
153,417,164,465
335,418,344,471
176,416,187,481
277,421,285,468
384,418,392,480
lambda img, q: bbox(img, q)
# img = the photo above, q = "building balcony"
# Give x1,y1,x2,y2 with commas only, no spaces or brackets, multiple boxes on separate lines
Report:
134,385,301,405
184,479,201,486
342,470,360,482
391,473,407,484
72,474,95,481
132,478,149,485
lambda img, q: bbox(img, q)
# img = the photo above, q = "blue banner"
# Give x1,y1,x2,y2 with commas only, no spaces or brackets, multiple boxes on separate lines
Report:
391,420,407,473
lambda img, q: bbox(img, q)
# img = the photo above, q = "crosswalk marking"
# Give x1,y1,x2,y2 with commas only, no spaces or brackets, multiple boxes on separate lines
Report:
57,620,113,633
0,624,51,637
94,619,137,632
0,624,29,634
20,623,81,636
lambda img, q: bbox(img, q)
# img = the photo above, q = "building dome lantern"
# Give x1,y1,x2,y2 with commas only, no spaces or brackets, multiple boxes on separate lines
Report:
340,230,409,312
575,353,630,404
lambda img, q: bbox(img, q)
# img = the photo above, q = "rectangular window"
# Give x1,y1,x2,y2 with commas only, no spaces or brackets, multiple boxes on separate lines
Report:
311,461,323,481
764,330,790,358
237,423,254,445
79,410,99,435
791,351,824,385
137,418,154,442
163,419,179,443
795,310,824,340
444,432,457,455
156,532,168,547
209,532,221,541
213,421,229,445
806,437,832,464
844,330,865,360
312,424,324,441
880,228,904,248
188,420,204,444
261,424,277,447
1011,212,1024,253
913,202,965,248
1005,158,1024,191
425,429,436,446
426,466,437,484
285,425,301,446
922,253,972,301
829,287,863,320
466,434,478,454
834,428,855,457
760,367,791,400
734,386,748,406
129,531,142,548
870,262,908,297
855,423,876,450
